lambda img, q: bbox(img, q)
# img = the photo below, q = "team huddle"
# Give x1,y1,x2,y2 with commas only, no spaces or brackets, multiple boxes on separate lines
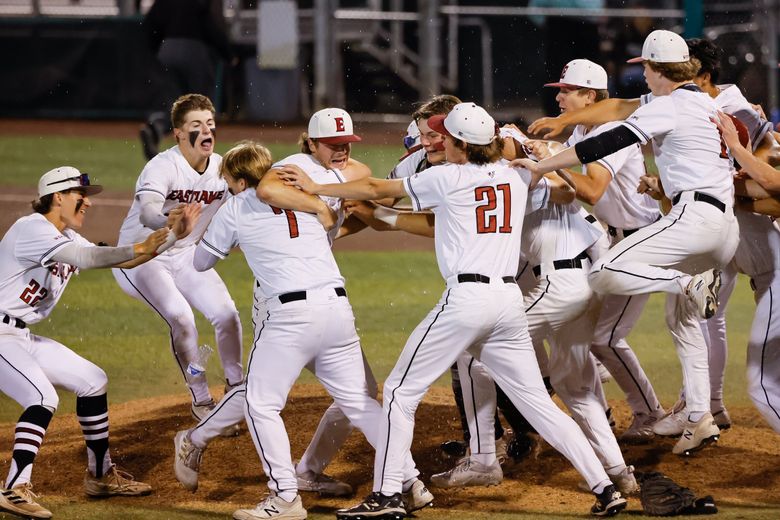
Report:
1,29,779,520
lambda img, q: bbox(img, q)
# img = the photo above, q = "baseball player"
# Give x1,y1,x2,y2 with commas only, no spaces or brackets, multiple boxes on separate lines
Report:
535,58,666,442
190,137,427,520
714,112,780,433
0,166,197,518
282,102,628,518
522,29,740,456
113,93,244,425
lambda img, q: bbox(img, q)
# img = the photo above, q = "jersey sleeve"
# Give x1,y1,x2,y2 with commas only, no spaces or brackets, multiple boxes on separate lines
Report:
526,177,550,214
136,157,175,199
586,122,634,178
388,149,425,179
402,166,447,211
14,218,74,267
199,200,239,259
622,96,676,144
639,93,655,106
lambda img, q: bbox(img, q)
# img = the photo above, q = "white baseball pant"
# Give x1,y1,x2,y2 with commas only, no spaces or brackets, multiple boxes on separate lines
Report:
746,270,780,433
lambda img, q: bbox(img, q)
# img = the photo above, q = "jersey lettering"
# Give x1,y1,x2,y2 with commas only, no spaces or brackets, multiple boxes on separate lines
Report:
271,206,300,238
475,184,512,234
19,279,49,307
166,190,225,204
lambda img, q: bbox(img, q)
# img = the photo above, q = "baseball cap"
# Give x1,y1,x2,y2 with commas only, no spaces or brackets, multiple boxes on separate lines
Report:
38,166,103,198
627,29,690,63
544,59,608,89
427,102,497,146
308,108,362,145
403,120,421,150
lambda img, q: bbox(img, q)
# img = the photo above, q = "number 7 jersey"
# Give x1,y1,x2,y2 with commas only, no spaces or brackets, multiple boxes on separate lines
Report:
0,213,91,324
403,162,530,281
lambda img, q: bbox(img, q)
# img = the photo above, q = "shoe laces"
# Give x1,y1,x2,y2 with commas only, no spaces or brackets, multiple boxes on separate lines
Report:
103,465,138,485
179,435,203,469
12,482,39,502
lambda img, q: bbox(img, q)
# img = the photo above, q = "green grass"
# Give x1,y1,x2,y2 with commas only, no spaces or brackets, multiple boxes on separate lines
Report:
0,136,402,190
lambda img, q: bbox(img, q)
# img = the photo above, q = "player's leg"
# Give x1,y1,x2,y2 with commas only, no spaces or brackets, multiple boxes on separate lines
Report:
113,263,211,406
0,329,57,519
29,334,151,496
746,271,780,434
701,262,737,429
591,293,665,441
174,248,243,388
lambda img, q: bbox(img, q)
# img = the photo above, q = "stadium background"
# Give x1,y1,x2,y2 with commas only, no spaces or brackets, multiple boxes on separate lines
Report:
1,1,780,519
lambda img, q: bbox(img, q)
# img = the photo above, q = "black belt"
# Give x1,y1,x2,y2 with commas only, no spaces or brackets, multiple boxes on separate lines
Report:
672,191,726,213
278,287,347,304
585,214,597,224
2,314,27,329
457,273,516,284
608,225,639,238
532,251,590,277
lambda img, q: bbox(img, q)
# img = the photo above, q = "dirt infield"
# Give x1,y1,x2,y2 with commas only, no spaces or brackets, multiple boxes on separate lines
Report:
3,385,778,518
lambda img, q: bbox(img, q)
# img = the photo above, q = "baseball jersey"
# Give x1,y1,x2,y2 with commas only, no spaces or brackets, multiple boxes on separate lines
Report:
0,214,91,324
733,210,780,277
402,162,528,281
118,146,227,251
715,84,773,151
565,122,660,229
199,177,345,299
630,86,734,203
387,148,430,179
273,153,345,245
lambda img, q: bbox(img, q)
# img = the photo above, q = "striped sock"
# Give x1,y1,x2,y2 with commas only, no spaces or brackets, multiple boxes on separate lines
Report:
77,394,112,478
5,406,53,489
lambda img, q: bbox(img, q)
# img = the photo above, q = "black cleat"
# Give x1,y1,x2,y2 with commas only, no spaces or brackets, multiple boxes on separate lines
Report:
140,123,160,160
439,439,468,457
336,492,406,519
591,484,627,517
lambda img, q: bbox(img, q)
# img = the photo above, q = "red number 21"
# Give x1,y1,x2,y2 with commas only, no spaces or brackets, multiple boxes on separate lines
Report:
475,184,512,234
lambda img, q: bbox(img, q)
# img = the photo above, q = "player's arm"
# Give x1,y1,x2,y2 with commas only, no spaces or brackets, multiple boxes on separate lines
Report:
735,178,773,200
528,98,640,139
345,200,435,237
278,166,407,200
526,138,608,204
737,196,780,217
138,192,171,229
754,131,780,167
257,167,337,230
714,112,780,193
544,171,576,205
193,246,220,271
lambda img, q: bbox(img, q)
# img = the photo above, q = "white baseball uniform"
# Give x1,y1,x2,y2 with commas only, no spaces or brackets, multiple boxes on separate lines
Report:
197,164,419,500
566,122,664,419
112,145,243,406
588,85,740,414
387,148,429,180
373,161,612,495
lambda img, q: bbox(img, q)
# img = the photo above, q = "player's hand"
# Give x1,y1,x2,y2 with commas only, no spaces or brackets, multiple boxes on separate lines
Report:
528,116,567,139
277,165,320,194
509,158,541,175
166,203,186,227
751,102,767,121
171,203,201,239
525,140,553,160
344,200,394,231
137,228,169,255
637,175,664,200
315,201,338,231
711,111,744,152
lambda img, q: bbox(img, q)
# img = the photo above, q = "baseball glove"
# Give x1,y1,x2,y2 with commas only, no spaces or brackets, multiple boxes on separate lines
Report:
637,471,717,516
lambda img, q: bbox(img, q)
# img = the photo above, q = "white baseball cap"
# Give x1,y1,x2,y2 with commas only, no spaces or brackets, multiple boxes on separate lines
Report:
627,29,690,63
308,108,362,145
38,166,103,198
544,59,608,90
427,102,497,146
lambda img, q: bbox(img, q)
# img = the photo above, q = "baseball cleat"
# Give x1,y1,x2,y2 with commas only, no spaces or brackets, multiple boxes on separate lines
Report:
609,465,639,496
174,429,203,492
430,456,502,488
233,494,307,520
84,464,152,497
590,484,627,517
296,470,353,497
619,409,665,444
686,269,721,319
712,407,732,430
336,492,406,519
401,479,433,513
0,482,52,519
652,399,687,437
673,412,720,456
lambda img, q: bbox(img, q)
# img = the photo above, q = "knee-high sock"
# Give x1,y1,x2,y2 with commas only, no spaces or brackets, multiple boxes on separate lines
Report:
77,394,112,478
5,406,53,488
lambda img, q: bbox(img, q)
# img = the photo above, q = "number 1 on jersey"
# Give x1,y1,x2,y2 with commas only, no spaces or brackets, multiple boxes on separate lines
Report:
271,206,300,238
475,184,512,234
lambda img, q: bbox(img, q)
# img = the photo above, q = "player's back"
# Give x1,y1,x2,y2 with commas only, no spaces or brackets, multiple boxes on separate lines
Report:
404,162,528,281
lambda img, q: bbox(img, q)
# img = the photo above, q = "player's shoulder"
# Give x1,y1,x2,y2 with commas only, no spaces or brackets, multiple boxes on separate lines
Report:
273,153,318,171
590,120,624,136
140,146,181,177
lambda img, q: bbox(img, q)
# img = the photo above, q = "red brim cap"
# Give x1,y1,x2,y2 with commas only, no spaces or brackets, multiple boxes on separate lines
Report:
626,56,645,63
427,114,451,137
543,82,581,88
316,134,362,145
